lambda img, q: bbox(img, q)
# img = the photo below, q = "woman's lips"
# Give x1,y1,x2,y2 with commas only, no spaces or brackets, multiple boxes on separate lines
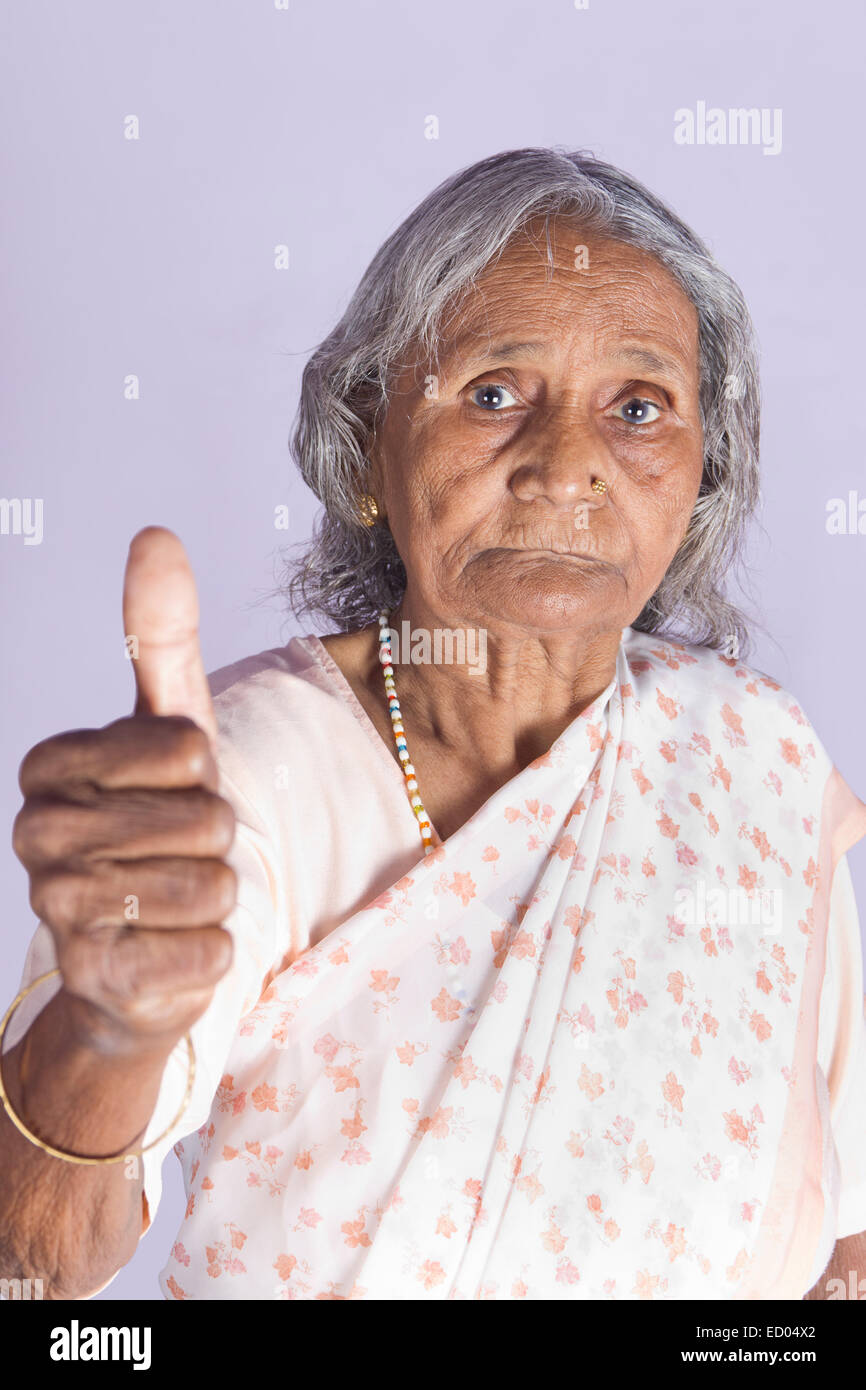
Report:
496,546,603,560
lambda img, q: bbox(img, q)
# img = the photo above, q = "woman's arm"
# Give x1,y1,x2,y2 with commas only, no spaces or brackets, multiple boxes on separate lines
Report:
807,858,866,1300
1,530,239,1299
803,1230,866,1299
0,987,179,1299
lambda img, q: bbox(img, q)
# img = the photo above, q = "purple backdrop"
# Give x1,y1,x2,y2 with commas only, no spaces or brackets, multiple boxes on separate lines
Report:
1,0,863,1299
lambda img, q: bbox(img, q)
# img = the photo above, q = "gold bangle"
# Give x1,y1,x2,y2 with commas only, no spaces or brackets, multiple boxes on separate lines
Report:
0,968,196,1166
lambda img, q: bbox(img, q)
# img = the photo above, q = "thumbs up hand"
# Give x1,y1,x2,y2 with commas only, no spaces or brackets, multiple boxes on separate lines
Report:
12,528,237,1051
124,527,219,744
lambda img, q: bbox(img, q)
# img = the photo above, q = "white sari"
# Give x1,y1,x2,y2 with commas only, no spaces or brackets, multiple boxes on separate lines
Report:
162,630,866,1298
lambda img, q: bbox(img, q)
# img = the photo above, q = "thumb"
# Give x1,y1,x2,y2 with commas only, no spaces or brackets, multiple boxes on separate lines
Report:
122,527,218,745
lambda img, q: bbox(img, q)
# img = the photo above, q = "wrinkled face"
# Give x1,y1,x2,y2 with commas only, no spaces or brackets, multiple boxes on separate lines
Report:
369,218,705,637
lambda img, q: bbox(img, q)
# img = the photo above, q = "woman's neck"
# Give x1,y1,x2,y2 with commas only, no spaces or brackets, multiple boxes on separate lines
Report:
318,609,621,842
321,604,622,775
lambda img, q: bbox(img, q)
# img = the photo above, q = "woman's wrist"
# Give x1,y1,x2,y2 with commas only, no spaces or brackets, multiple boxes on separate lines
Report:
50,983,184,1065
4,986,179,1162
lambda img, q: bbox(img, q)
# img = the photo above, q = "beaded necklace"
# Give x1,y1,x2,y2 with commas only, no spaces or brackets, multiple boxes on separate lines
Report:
378,610,435,856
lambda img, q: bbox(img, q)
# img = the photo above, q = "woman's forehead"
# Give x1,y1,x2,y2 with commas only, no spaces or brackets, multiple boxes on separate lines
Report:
432,228,699,361
423,251,697,384
474,232,691,317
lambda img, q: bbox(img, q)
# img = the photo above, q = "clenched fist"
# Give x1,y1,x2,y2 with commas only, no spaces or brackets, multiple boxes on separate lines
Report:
12,528,237,1053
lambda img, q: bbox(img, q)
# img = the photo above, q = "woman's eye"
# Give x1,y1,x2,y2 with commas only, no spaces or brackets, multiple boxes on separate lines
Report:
470,382,518,411
616,397,661,425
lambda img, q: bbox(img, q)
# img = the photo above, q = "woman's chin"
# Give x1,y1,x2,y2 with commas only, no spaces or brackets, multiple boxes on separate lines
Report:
464,559,627,635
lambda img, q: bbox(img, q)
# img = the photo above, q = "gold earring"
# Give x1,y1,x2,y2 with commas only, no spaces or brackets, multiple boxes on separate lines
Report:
591,478,607,495
357,494,380,527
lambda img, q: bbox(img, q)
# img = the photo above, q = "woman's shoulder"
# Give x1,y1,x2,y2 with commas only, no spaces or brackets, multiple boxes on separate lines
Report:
621,626,837,773
622,626,803,715
205,635,366,781
208,635,343,717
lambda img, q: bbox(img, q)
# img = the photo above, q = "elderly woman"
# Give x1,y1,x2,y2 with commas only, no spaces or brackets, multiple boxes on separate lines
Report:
2,148,865,1302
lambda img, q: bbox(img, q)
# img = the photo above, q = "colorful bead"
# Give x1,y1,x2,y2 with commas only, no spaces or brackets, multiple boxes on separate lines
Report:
378,609,435,857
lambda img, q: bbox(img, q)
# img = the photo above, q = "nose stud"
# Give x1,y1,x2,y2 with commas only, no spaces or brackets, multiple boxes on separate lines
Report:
591,478,607,495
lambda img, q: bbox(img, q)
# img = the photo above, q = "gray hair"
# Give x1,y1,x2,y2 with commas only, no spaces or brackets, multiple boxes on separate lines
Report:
284,146,761,655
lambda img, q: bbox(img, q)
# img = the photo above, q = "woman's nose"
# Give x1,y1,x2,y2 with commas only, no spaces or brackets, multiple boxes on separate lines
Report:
508,414,609,509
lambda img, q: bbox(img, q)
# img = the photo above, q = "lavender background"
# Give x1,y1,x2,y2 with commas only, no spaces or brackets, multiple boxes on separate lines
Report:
1,0,863,1299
